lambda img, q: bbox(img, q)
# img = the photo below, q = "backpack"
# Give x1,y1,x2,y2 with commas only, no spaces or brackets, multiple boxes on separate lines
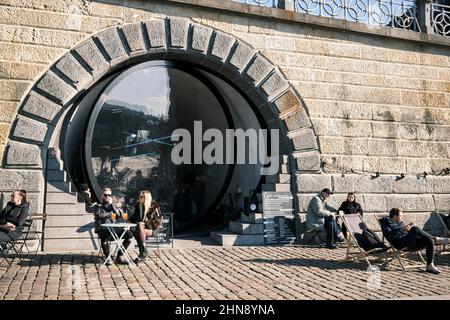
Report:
357,228,387,251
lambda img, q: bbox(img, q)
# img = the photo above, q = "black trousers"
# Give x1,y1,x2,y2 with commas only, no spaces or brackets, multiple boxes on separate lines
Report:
0,230,20,242
98,228,133,257
394,226,435,265
324,216,341,245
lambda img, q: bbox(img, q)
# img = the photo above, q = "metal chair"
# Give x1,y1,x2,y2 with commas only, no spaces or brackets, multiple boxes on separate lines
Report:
145,212,174,253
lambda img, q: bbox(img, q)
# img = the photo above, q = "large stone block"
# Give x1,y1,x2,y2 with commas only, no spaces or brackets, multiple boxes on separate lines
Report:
144,19,167,49
6,141,42,167
96,27,127,62
35,71,77,105
363,194,387,212
210,31,234,61
368,139,397,157
434,194,450,212
353,175,394,193
385,194,435,212
73,39,109,79
282,109,311,131
379,158,406,174
297,193,316,212
12,116,48,143
54,54,92,90
0,169,43,192
121,22,145,53
168,18,188,49
294,151,321,171
391,176,427,194
290,128,318,151
229,41,254,71
273,90,301,114
245,54,272,85
426,176,450,193
296,174,331,193
190,24,212,53
21,92,61,123
332,175,355,193
260,70,289,99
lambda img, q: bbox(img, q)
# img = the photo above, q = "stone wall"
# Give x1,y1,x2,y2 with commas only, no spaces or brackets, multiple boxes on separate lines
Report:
1,0,450,238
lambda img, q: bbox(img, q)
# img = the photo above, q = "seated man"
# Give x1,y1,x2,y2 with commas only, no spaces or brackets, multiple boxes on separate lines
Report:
306,188,344,249
380,208,450,275
0,190,29,243
95,188,133,265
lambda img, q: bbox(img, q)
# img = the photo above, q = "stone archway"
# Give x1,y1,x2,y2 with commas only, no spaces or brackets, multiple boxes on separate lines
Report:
1,16,320,216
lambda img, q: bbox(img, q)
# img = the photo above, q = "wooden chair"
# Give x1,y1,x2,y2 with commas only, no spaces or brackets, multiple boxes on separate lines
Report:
339,213,390,268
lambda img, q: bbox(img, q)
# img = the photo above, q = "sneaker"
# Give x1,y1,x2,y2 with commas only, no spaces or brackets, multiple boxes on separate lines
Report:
434,237,450,246
426,263,441,275
336,235,346,243
325,243,337,250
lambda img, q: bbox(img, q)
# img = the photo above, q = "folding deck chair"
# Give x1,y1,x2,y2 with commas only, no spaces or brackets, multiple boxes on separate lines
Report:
434,211,450,255
339,213,390,268
377,216,427,271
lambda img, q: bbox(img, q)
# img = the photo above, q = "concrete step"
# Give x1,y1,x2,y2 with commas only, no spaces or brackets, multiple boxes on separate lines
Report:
266,173,291,184
45,225,96,239
280,154,289,165
46,169,66,182
280,164,291,174
46,192,78,204
262,183,291,192
240,212,263,224
47,181,72,193
45,214,94,227
44,238,99,252
229,221,264,235
46,203,87,214
210,230,264,246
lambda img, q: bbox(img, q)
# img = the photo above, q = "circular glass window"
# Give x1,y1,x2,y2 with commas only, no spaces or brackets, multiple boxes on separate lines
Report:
86,61,233,228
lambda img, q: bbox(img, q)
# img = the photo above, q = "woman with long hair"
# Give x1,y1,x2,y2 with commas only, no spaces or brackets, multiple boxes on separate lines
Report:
0,189,29,242
131,190,162,262
337,192,363,238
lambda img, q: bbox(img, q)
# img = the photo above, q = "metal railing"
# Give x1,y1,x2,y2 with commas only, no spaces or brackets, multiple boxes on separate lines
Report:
235,0,450,36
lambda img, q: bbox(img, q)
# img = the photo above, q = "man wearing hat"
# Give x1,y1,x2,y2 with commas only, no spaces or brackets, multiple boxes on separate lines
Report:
306,188,343,249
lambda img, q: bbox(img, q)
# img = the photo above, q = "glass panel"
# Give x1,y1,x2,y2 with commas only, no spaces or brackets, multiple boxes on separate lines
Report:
89,63,231,228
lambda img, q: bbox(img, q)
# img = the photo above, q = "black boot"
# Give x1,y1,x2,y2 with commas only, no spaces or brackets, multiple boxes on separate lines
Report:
135,242,148,263
101,242,111,265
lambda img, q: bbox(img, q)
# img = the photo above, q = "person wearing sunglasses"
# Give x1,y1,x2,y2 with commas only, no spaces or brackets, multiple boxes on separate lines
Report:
94,187,133,265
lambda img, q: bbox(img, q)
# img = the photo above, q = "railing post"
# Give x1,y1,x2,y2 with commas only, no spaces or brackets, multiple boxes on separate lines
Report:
418,0,433,34
274,0,295,10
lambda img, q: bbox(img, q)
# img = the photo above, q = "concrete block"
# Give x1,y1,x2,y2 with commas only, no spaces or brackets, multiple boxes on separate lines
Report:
296,174,331,193
6,141,42,167
35,71,77,105
0,169,43,192
21,92,62,123
73,39,109,79
54,53,92,90
13,116,48,143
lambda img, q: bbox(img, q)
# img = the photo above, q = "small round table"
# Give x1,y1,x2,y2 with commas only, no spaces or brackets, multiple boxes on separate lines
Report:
100,222,136,268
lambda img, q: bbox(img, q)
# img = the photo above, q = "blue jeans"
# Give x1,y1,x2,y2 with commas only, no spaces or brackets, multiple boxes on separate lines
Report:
324,216,340,245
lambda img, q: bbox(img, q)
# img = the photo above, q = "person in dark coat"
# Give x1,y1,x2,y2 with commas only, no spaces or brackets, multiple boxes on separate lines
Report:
95,187,133,265
337,192,363,239
0,190,29,242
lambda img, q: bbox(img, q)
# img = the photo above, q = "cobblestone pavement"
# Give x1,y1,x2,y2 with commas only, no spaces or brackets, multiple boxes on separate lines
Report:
0,246,449,300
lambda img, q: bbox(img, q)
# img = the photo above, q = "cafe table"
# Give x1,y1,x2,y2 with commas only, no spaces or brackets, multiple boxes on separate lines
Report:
100,222,136,268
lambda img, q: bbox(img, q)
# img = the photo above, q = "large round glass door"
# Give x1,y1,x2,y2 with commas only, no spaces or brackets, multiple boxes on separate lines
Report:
86,61,233,229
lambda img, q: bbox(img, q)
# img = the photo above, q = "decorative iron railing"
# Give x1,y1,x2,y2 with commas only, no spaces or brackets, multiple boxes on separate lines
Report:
234,0,450,36
431,2,450,35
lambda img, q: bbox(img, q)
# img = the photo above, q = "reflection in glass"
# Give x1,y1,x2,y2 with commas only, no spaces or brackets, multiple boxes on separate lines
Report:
90,63,231,228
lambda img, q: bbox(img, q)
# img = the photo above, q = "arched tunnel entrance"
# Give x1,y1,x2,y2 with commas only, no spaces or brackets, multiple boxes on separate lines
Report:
61,60,269,236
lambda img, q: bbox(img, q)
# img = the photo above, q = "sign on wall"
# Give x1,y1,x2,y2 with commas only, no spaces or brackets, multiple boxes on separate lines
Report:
262,192,296,245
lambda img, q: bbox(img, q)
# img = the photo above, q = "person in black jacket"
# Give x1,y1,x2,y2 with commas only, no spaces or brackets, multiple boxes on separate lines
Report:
337,192,363,239
380,208,450,275
95,187,133,265
0,190,29,242
131,190,162,262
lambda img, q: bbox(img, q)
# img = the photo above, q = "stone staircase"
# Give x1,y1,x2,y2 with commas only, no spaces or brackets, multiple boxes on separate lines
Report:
44,152,97,252
210,156,292,246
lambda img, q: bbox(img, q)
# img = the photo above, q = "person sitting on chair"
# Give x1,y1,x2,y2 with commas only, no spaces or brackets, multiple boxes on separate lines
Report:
337,192,364,239
95,187,133,265
380,208,450,275
306,188,344,249
0,190,29,243
131,190,162,263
